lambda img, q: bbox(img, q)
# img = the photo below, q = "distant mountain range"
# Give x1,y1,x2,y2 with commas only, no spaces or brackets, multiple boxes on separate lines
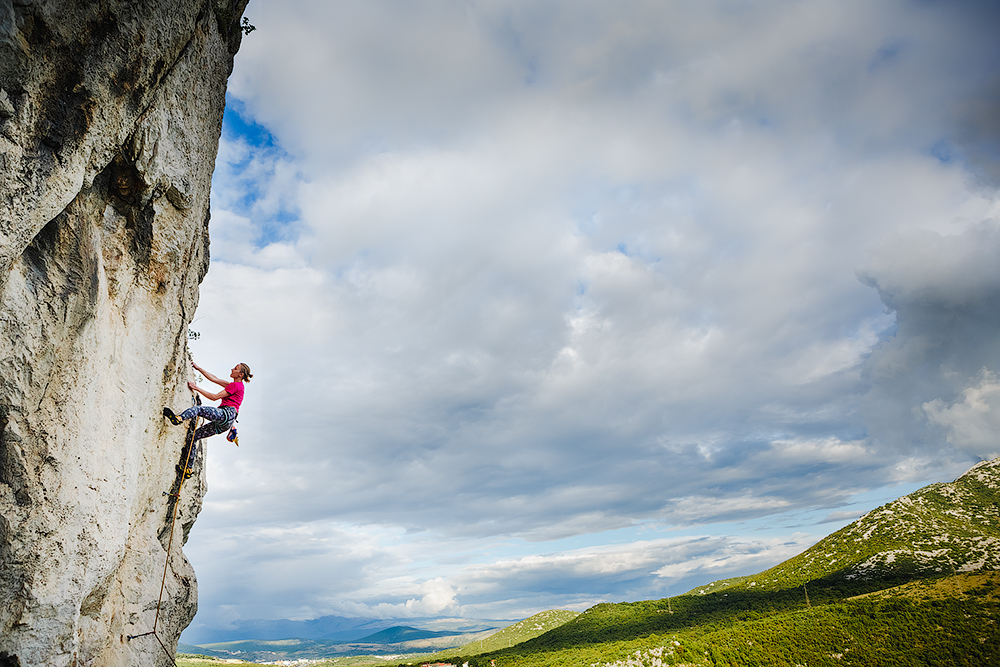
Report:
177,623,503,662
180,613,509,645
177,612,583,663
353,625,457,643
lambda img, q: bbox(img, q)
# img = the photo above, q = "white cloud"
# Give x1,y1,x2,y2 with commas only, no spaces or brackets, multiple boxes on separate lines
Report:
924,369,1000,458
187,519,822,633
183,0,1000,629
650,534,814,581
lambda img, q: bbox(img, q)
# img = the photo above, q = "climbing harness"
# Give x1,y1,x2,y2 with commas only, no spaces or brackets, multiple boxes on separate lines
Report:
126,404,202,665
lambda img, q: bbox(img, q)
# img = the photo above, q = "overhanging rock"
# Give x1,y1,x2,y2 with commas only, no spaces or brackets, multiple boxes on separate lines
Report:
0,1,248,665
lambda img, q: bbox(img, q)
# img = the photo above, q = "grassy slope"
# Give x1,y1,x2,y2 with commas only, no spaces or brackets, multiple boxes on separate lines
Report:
420,610,581,661
435,574,1000,667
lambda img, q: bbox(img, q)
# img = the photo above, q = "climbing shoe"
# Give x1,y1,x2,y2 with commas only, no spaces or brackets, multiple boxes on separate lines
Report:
175,464,194,480
162,407,183,425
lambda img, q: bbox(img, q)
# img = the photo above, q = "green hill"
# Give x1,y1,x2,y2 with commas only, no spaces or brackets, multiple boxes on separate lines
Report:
377,458,1000,667
354,626,454,643
421,609,580,661
722,458,1000,593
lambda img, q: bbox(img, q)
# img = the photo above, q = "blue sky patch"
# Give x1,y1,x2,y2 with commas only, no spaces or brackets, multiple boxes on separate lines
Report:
223,96,278,149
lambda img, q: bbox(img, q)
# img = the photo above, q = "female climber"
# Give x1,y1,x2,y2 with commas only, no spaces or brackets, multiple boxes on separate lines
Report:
163,361,252,476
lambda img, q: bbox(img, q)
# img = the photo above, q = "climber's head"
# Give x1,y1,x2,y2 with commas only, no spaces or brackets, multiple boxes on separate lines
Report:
231,363,253,382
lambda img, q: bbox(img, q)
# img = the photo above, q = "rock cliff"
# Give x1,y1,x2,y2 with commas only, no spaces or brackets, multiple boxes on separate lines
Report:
0,1,248,665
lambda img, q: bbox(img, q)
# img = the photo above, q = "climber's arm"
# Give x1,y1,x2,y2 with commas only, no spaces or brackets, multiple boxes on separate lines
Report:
192,361,228,387
188,381,230,402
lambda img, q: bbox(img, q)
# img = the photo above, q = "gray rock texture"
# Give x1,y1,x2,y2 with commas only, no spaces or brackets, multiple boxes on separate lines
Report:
0,1,248,665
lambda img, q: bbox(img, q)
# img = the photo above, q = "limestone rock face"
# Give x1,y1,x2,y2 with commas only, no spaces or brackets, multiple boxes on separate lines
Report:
0,2,248,665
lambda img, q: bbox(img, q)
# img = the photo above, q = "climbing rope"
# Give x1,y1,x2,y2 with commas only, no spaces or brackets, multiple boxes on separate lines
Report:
126,403,202,665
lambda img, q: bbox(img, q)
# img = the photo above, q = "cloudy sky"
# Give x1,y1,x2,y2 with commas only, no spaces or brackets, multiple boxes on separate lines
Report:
181,0,1000,642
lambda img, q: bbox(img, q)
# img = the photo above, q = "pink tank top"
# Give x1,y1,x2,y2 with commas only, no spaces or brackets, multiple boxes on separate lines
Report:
220,382,244,411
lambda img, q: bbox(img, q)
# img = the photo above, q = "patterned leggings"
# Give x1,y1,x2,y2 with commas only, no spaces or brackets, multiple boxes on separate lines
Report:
180,405,236,468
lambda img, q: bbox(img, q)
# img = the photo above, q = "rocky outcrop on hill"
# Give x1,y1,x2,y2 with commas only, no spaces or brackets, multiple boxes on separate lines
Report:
0,1,248,665
735,457,1000,592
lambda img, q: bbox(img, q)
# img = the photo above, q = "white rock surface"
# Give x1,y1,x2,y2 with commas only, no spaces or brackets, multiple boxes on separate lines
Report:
0,2,248,665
